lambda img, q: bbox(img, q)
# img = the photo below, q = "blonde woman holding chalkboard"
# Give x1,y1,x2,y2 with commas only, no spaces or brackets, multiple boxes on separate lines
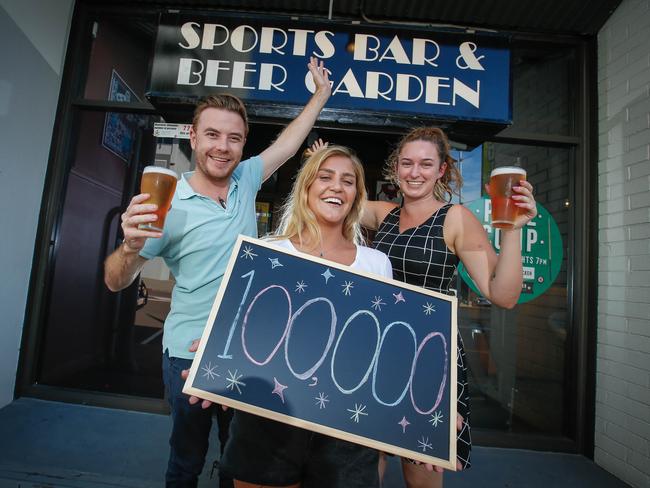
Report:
214,144,393,488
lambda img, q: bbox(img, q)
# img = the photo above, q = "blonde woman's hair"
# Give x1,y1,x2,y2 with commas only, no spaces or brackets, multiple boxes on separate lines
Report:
383,127,463,202
273,145,367,247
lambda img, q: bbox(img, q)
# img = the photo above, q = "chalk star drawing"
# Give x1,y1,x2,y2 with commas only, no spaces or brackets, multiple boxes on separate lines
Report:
347,403,368,423
321,268,335,284
423,302,436,315
341,281,354,296
201,362,220,381
418,436,433,452
269,258,284,269
398,416,411,433
225,369,246,394
295,280,307,293
393,291,406,304
315,392,329,409
371,296,386,311
272,377,288,403
429,411,444,428
240,246,257,260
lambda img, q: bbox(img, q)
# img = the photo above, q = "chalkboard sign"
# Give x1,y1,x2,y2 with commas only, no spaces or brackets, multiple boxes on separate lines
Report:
184,236,458,468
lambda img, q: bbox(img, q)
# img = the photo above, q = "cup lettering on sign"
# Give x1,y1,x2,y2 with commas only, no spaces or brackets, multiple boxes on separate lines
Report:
489,166,527,229
139,166,178,232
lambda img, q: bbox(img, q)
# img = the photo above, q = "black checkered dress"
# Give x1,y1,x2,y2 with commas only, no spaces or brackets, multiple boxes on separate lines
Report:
373,204,472,469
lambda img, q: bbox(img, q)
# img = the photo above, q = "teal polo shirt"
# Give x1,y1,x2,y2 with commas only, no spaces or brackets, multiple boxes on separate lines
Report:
140,156,263,359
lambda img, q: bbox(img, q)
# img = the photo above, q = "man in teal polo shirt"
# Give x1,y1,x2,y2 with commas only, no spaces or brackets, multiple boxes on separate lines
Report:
104,57,331,488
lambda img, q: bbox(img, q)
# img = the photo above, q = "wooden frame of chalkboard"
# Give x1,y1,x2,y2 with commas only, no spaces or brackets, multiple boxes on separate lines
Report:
184,235,458,469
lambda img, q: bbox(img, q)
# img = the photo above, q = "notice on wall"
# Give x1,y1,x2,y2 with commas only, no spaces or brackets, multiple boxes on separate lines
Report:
153,122,192,139
458,197,564,303
184,236,458,469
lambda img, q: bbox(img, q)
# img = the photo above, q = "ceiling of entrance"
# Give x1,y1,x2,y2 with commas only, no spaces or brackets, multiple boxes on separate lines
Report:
101,0,621,145
120,0,621,36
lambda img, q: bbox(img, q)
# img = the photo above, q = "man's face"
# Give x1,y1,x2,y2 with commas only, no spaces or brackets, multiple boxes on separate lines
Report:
189,108,246,184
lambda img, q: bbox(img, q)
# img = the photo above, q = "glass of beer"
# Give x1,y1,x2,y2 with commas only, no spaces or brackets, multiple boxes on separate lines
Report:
489,166,527,229
139,166,178,232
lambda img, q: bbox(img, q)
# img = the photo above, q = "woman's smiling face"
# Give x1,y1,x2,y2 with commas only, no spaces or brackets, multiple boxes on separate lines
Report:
397,140,446,200
307,155,358,227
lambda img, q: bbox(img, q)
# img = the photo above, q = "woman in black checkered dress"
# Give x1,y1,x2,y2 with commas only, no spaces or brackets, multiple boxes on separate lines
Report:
360,127,537,487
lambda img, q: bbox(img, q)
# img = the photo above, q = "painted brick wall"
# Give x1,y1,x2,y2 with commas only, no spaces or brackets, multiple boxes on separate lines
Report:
597,1,650,487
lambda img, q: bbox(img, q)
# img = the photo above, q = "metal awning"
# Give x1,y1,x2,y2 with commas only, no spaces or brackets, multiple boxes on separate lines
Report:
88,0,619,145
100,0,621,36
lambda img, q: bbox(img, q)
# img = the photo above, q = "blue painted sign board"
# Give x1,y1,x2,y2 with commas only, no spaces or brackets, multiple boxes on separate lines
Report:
184,236,458,468
150,12,511,124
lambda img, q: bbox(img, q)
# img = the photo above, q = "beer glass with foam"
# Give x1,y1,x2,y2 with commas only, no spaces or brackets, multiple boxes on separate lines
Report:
489,166,527,229
139,166,178,232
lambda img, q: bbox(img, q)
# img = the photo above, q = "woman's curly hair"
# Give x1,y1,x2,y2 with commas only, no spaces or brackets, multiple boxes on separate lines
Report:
383,127,463,202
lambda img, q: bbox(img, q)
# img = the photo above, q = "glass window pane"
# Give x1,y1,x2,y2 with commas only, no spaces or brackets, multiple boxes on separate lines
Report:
459,143,570,436
37,110,165,398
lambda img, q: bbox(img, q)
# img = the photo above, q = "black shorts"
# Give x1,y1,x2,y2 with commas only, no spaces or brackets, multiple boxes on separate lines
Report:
220,411,379,488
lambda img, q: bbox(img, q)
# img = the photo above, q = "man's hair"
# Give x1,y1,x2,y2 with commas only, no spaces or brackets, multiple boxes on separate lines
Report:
192,94,249,135
273,145,367,246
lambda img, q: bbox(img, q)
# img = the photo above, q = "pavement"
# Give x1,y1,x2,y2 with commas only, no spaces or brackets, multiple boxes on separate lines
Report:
0,398,631,487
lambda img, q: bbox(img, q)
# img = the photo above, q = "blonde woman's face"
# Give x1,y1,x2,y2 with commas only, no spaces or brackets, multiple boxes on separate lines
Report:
397,140,446,200
307,155,357,228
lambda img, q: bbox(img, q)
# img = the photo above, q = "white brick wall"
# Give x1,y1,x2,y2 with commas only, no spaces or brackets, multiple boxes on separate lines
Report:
597,1,650,487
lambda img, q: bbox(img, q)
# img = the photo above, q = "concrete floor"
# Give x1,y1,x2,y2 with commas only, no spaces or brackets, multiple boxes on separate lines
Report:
0,398,631,488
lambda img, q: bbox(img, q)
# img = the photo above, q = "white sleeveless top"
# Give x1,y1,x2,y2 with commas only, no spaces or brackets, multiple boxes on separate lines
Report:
271,239,393,279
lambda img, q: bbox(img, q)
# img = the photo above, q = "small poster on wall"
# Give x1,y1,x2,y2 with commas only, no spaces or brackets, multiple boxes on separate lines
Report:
102,69,141,162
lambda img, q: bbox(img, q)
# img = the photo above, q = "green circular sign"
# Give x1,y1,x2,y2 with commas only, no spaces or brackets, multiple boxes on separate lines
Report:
458,197,563,304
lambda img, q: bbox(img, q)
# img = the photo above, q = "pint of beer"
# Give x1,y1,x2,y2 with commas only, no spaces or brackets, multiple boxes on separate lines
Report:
139,166,178,232
489,166,527,229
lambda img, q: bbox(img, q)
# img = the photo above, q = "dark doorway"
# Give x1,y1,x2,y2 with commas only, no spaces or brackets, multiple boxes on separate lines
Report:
34,118,400,401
